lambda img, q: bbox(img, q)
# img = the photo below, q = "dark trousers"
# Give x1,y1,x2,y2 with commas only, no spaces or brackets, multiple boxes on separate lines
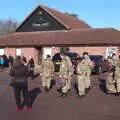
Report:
30,70,34,78
54,64,60,72
13,85,29,108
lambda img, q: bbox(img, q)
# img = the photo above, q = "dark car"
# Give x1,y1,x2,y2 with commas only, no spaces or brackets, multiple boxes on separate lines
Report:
65,52,81,60
89,55,103,74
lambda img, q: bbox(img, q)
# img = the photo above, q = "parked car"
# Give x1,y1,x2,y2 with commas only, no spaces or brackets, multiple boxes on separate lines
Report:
65,52,81,60
89,55,103,74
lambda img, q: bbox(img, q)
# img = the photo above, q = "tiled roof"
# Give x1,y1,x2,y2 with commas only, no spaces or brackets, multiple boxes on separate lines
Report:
41,5,91,29
0,28,120,47
16,5,91,31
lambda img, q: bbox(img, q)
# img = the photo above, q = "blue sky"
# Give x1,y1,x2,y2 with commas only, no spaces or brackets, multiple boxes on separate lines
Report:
0,0,120,29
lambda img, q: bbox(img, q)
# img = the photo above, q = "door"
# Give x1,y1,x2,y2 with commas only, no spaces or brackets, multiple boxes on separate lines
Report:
43,47,52,59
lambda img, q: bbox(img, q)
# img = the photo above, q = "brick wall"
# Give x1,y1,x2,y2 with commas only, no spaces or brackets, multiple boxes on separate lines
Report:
70,46,118,57
21,48,37,62
4,46,118,63
5,48,16,58
4,47,41,64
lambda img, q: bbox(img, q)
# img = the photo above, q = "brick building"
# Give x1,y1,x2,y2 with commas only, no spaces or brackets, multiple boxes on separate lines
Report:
0,5,120,63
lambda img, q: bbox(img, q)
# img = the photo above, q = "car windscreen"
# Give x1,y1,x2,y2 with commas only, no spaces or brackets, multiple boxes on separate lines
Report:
90,56,102,64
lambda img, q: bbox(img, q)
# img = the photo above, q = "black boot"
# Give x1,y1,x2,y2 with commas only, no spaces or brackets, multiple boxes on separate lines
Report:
115,92,119,96
85,87,91,94
59,93,67,98
44,87,48,92
77,94,85,99
46,88,50,92
57,88,62,93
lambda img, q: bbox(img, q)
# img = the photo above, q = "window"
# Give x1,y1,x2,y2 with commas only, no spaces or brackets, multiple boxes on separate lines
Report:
16,48,21,56
0,49,5,55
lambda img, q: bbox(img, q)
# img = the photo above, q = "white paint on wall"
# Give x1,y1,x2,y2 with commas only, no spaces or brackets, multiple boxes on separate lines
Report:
0,49,4,55
16,48,22,56
43,47,52,59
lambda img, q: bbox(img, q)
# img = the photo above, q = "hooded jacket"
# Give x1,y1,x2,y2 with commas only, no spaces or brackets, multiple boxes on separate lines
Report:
9,61,29,84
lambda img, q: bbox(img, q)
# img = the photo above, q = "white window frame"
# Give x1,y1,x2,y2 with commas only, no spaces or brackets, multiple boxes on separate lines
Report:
16,48,22,56
0,49,5,56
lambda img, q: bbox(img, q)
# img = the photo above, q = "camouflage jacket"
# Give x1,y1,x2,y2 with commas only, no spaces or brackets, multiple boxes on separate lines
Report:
108,58,117,72
40,59,54,77
77,59,93,73
59,56,73,76
115,59,120,72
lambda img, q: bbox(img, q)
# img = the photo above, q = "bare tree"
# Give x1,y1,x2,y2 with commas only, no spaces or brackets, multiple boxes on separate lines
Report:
65,12,79,19
0,18,18,36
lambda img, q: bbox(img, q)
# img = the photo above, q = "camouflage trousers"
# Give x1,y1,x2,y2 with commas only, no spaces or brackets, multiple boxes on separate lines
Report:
84,70,91,89
41,76,52,89
115,70,120,92
77,70,91,96
62,78,71,94
106,72,117,93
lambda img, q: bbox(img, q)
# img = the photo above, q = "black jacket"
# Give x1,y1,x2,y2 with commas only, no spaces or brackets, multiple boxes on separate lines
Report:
9,62,29,84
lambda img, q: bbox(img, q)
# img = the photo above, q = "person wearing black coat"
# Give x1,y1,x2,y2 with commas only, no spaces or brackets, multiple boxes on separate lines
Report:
8,54,14,67
27,57,35,79
2,55,9,67
9,56,32,112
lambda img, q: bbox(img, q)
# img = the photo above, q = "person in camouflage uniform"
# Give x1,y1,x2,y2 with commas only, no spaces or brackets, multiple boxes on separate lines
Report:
58,53,73,98
40,55,54,92
107,53,120,95
76,52,93,98
114,57,120,96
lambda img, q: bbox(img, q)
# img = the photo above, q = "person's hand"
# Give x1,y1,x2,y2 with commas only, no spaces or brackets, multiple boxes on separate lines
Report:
52,74,54,77
59,75,62,78
92,62,96,67
63,75,67,79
